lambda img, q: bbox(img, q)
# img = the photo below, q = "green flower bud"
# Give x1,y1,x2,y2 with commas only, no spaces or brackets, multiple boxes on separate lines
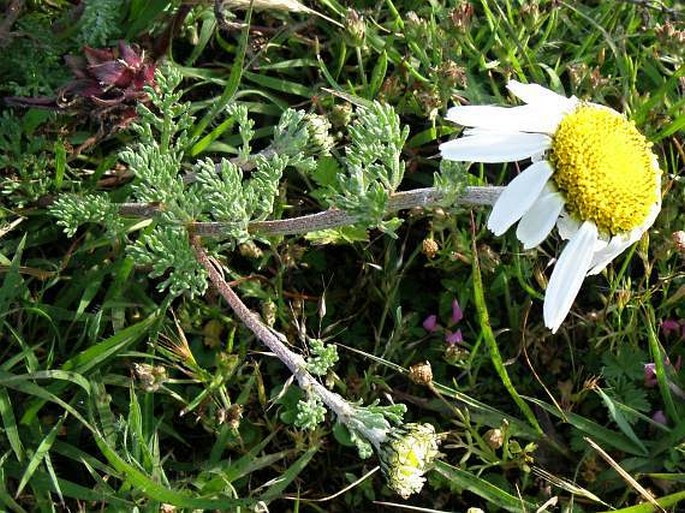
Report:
378,423,441,498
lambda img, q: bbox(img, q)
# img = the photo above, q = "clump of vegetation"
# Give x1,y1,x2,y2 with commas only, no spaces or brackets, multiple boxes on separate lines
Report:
1,1,684,511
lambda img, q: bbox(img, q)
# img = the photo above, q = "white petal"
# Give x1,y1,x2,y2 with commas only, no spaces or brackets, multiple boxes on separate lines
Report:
516,187,565,249
556,211,580,241
445,104,563,134
586,234,635,276
439,132,551,163
544,221,598,333
487,161,554,236
587,196,661,275
507,80,574,106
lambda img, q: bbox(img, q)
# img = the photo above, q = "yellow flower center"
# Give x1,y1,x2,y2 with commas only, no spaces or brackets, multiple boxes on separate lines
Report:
550,104,659,235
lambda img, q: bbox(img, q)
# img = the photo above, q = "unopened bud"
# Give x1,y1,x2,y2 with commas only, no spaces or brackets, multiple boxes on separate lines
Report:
133,363,167,392
616,288,631,310
672,230,685,254
408,361,433,386
330,103,352,128
484,428,504,450
422,238,439,258
305,113,334,154
261,299,277,327
239,241,263,259
217,404,243,429
344,9,366,47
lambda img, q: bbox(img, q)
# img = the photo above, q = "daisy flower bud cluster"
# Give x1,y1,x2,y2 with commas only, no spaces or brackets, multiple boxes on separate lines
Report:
440,81,662,333
309,391,442,498
339,399,441,498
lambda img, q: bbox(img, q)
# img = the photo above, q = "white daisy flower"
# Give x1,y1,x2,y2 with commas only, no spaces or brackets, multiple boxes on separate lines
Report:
440,81,662,333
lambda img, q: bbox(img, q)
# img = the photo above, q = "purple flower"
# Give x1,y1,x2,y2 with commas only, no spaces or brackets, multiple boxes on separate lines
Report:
422,314,438,332
644,363,657,387
652,410,667,425
661,319,681,337
450,299,463,325
445,329,463,345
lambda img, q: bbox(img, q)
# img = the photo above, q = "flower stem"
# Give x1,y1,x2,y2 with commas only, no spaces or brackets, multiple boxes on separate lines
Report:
191,236,361,426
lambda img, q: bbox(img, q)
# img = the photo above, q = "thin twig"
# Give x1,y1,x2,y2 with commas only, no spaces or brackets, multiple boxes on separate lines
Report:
191,237,363,429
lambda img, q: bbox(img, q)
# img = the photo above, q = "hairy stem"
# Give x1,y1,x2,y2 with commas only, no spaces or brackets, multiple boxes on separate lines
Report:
191,237,359,423
187,185,503,237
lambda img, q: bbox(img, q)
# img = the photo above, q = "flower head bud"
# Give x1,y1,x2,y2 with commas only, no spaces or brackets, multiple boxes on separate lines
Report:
616,288,631,311
217,404,243,429
261,299,277,327
408,361,433,386
133,363,167,392
672,230,685,254
449,3,474,31
483,428,504,450
238,240,263,259
203,319,223,349
422,237,439,258
379,423,441,499
305,113,335,154
344,9,366,47
330,103,353,128
445,343,469,364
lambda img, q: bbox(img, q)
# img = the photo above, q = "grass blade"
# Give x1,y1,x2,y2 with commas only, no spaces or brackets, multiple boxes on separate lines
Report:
471,219,543,435
435,460,537,512
0,387,24,462
16,414,65,500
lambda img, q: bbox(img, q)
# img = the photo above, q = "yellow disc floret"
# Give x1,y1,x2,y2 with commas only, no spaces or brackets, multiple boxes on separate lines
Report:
550,104,659,235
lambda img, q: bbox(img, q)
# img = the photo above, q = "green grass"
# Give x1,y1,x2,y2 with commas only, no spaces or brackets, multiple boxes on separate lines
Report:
1,0,684,511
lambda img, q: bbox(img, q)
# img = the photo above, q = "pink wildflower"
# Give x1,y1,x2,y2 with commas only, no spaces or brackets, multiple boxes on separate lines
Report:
661,319,681,338
644,363,657,387
445,329,463,345
422,315,438,332
450,299,463,325
652,410,668,425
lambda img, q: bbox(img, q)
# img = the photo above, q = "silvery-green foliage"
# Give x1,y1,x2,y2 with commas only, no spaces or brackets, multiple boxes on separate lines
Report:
325,102,409,234
50,63,410,298
434,159,468,208
294,394,327,431
193,158,250,243
122,144,186,207
344,402,407,459
271,109,326,172
128,225,208,298
134,66,195,153
305,338,339,376
227,104,254,161
191,153,287,245
76,0,123,47
244,154,288,219
50,194,123,238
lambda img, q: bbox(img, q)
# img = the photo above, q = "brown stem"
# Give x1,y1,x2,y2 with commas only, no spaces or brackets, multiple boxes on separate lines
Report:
191,237,357,422
0,0,24,48
189,185,503,237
